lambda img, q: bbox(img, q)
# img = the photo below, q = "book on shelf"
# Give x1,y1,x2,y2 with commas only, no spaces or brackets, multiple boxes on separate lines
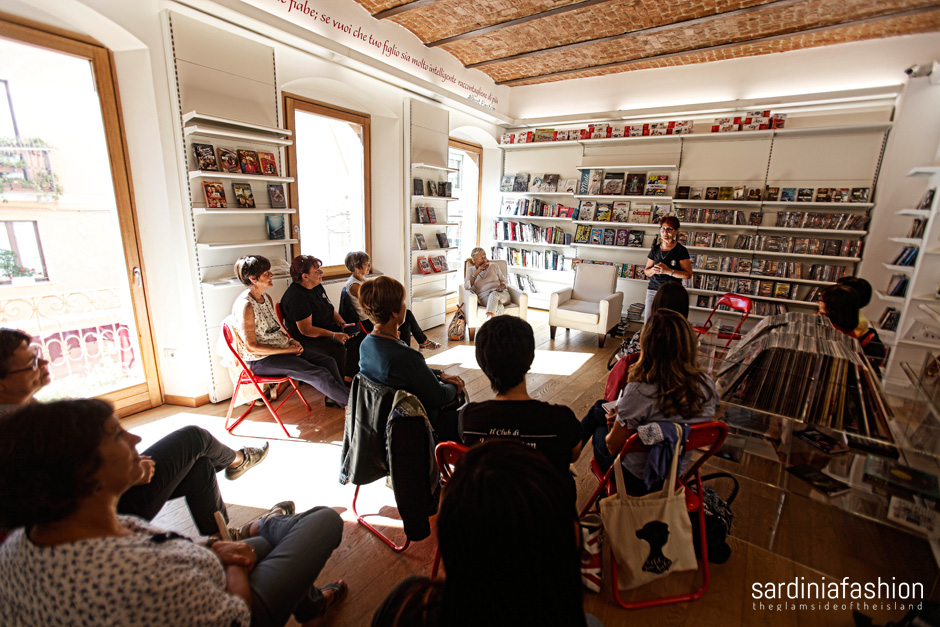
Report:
530,175,544,192
560,178,579,194
414,233,427,250
675,186,690,199
589,228,603,244
267,184,287,208
885,274,908,297
602,228,616,246
533,128,555,142
717,186,733,201
615,228,629,246
426,207,438,223
578,169,591,195
690,187,703,200
652,203,671,222
202,181,227,208
624,173,645,196
594,203,612,222
627,230,645,247
747,187,762,201
435,233,449,248
542,174,560,192
797,188,814,202
427,181,438,196
217,147,240,173
814,187,832,203
736,278,754,295
644,174,668,196
417,257,432,274
574,225,591,243
611,201,630,222
837,188,851,202
765,186,780,201
192,142,219,171
786,464,852,496
780,188,797,202
917,188,936,210
237,149,259,174
704,187,719,200
257,151,278,176
628,203,652,223
578,201,596,221
732,185,746,200
794,428,850,454
500,175,514,192
265,215,285,240
416,206,429,223
864,456,940,499
602,172,625,195
415,178,426,195
437,255,450,272
428,256,443,272
232,183,256,208
850,187,870,203
513,173,530,192
877,307,900,331
887,496,940,536
588,170,604,195
749,212,763,226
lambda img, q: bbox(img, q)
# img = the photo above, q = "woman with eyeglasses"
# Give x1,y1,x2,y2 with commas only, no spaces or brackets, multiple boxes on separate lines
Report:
232,255,349,407
642,216,693,322
0,329,50,415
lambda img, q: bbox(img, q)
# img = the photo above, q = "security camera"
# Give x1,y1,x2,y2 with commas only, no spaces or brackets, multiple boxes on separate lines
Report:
906,63,934,78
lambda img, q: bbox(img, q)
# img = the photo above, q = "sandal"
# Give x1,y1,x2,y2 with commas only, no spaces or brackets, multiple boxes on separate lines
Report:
295,580,348,624
419,339,441,350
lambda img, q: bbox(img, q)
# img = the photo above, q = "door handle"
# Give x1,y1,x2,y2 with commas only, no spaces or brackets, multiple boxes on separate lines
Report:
133,267,142,287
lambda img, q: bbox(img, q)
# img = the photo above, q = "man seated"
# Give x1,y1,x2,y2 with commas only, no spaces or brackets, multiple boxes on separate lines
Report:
458,317,581,485
0,328,271,539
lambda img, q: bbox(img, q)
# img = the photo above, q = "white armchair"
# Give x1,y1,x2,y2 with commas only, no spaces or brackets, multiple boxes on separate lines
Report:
549,263,624,348
458,259,528,341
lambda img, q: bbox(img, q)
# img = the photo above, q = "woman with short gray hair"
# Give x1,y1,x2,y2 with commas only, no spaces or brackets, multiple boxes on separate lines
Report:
464,248,510,319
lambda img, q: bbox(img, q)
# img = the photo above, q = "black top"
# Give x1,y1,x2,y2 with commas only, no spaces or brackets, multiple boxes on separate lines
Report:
279,282,341,339
647,242,690,292
458,400,581,477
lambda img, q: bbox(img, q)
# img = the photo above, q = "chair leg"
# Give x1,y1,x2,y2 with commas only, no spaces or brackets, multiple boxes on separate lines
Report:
549,325,556,339
598,334,607,348
352,484,410,553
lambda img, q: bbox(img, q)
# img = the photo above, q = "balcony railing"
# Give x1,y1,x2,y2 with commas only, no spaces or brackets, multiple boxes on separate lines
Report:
0,144,57,194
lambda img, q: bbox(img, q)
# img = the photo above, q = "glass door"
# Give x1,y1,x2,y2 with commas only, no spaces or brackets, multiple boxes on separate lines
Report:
447,139,482,310
0,19,160,414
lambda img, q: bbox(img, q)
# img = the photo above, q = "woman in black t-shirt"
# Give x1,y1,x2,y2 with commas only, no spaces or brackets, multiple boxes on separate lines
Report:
642,215,693,322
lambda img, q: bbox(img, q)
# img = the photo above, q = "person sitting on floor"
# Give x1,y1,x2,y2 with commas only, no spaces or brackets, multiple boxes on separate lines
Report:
0,399,347,627
279,254,366,379
357,276,465,442
458,316,581,490
232,255,349,408
0,328,269,539
343,251,440,349
581,309,718,494
463,247,509,319
372,440,601,627
817,283,887,377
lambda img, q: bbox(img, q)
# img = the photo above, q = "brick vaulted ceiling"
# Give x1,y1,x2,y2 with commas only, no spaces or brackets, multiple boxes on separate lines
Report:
350,0,940,87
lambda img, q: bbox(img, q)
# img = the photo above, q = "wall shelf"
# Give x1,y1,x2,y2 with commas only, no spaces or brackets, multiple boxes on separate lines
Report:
193,207,296,215
182,111,292,138
497,215,573,222
413,195,460,202
188,170,295,183
575,194,673,202
197,238,298,250
673,199,762,206
412,162,458,173
498,191,574,197
576,164,677,171
495,240,571,249
184,124,293,146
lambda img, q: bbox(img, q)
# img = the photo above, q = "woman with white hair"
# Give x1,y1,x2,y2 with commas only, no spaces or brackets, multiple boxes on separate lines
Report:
464,247,510,319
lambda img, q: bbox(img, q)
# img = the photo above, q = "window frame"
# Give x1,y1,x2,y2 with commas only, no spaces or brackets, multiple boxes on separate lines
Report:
0,220,49,283
283,95,372,280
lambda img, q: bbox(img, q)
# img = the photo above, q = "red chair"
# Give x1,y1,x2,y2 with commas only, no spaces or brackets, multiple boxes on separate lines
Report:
430,441,469,577
274,303,291,337
221,322,310,438
692,293,752,347
578,421,728,609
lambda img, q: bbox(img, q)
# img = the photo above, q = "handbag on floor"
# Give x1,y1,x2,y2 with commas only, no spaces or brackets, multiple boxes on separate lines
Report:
691,472,739,564
600,425,698,590
447,304,466,341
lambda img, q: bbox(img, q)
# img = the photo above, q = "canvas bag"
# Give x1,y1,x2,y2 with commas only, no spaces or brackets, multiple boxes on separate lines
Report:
448,304,466,340
600,425,698,590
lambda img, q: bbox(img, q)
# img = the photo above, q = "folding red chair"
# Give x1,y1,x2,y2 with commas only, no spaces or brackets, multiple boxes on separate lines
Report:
430,441,469,577
579,421,728,609
221,322,310,438
692,293,752,348
274,303,291,337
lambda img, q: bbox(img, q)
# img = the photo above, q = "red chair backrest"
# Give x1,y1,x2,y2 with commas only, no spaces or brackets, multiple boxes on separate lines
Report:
615,421,728,483
715,293,752,315
274,302,292,337
434,441,469,482
222,323,255,380
604,352,639,402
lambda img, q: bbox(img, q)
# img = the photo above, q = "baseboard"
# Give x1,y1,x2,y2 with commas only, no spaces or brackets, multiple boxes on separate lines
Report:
164,394,211,408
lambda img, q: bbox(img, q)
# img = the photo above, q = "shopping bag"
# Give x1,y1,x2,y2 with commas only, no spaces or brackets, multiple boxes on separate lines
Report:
448,304,466,341
579,512,603,592
600,425,697,590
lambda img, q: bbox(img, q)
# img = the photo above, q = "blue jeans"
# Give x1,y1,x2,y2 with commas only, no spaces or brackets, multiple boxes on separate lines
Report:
244,506,344,627
249,350,349,406
118,426,236,536
580,400,650,494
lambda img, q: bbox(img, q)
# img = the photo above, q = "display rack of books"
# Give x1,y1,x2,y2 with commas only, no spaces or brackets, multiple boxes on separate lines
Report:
876,167,940,388
498,115,888,329
705,312,940,542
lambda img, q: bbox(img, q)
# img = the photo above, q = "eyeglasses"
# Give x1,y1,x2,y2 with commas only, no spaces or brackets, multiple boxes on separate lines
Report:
7,345,42,375
660,227,676,233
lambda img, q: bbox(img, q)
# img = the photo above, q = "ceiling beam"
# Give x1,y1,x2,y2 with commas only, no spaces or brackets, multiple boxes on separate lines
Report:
468,0,805,69
496,4,940,86
426,0,610,47
373,0,443,20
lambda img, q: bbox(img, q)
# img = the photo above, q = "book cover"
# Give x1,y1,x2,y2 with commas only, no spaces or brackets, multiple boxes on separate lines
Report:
417,257,432,274
542,174,560,192
265,215,285,240
797,188,814,202
675,186,690,199
611,201,631,222
624,173,645,196
267,184,287,208
765,186,780,201
736,278,753,294
427,181,439,197
652,203,671,222
237,149,259,175
415,178,426,195
780,188,797,202
851,187,871,203
794,429,850,455
257,151,278,176
732,185,746,200
864,456,940,499
786,464,852,496
603,228,616,246
436,233,450,248
594,203,612,222
814,187,832,203
513,173,530,192
589,227,603,244
427,207,438,223
428,256,443,272
416,207,429,223
192,142,218,171
629,203,653,223
578,169,591,195
578,201,596,221
217,147,240,173
713,234,728,248
690,187,704,200
533,128,555,142
602,172,625,195
588,170,604,195
615,228,629,246
887,496,940,536
718,187,733,200
414,233,427,250
232,183,256,208
202,181,226,208
574,225,591,243
705,187,719,200
530,175,544,192
758,281,774,297
837,188,851,202
561,178,579,194
749,212,763,226
747,187,762,201
500,175,514,192
773,282,792,299
627,230,645,247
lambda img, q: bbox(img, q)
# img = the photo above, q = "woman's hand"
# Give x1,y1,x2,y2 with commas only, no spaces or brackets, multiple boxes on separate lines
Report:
211,541,257,571
133,456,155,486
332,332,349,344
497,282,506,291
440,373,466,394
605,408,617,430
288,339,304,355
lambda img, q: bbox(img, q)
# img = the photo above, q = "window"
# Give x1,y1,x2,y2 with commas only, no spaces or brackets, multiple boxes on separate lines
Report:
0,220,47,282
284,97,371,276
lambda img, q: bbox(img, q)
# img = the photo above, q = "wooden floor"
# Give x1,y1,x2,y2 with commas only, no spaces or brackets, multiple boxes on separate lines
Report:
126,311,938,626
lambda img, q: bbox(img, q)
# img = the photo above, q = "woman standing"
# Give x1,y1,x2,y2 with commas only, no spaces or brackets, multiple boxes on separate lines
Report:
232,255,349,407
642,216,693,322
464,247,509,319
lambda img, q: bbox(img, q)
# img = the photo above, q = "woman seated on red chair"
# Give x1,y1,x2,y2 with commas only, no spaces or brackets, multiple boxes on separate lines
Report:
232,255,349,408
581,309,718,495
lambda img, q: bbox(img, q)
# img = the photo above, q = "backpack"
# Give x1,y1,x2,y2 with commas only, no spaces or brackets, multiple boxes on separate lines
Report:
448,304,466,341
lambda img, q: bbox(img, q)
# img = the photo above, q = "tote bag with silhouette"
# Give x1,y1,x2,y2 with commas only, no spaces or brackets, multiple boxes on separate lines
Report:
599,424,697,590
